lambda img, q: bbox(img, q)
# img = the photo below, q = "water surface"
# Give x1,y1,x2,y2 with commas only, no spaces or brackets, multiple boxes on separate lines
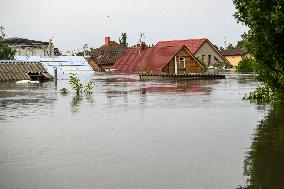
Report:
0,73,268,189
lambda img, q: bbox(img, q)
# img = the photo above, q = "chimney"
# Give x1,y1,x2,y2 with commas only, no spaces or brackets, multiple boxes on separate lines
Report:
141,42,146,51
105,37,110,45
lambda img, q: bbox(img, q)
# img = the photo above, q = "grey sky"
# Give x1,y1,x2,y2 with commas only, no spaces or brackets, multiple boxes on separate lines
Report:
0,0,247,51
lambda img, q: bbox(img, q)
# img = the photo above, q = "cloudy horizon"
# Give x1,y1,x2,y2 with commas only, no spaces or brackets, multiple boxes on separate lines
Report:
0,0,247,52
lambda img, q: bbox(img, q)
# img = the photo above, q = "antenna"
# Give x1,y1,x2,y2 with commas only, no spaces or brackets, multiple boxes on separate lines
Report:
224,36,227,50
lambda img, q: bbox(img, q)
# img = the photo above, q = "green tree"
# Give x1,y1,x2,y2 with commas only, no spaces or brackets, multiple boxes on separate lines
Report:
227,43,235,49
236,33,249,50
119,33,128,47
0,26,16,60
233,0,284,99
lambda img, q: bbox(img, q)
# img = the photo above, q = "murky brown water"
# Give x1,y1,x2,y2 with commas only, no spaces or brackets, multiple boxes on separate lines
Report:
0,73,272,189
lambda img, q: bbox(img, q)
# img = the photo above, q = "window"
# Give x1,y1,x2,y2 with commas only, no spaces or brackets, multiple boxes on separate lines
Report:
179,57,186,68
208,55,211,65
202,55,205,63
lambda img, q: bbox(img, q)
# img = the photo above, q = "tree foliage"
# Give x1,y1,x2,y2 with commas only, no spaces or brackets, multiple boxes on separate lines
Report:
233,0,284,98
0,26,16,60
119,33,128,47
236,58,255,73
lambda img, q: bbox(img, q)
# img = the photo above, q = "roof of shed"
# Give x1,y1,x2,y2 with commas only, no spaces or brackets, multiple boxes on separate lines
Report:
0,62,53,81
91,41,128,65
220,48,248,56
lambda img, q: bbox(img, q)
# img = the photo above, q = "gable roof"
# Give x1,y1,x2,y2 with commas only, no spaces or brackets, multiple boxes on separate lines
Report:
90,41,127,65
220,48,248,56
156,38,230,66
112,45,205,73
156,38,207,54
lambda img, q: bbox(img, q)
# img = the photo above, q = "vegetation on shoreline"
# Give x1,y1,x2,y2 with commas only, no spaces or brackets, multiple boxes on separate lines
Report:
0,26,16,60
233,0,284,102
236,58,255,73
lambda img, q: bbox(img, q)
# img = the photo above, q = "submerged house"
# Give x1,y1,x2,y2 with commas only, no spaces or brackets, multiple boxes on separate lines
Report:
112,44,206,74
0,60,53,82
220,48,252,67
156,38,230,67
4,38,54,56
88,37,128,71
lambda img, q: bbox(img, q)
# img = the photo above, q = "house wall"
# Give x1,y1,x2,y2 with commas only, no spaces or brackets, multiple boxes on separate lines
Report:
225,55,243,67
194,41,225,67
9,45,53,56
162,48,203,74
225,53,253,67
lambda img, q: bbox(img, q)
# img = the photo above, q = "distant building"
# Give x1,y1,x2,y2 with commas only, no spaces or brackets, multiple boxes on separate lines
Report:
156,38,230,67
4,38,54,56
112,44,206,74
88,37,128,71
220,48,252,67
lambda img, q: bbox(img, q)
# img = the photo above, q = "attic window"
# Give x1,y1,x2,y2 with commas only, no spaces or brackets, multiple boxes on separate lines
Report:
179,57,186,68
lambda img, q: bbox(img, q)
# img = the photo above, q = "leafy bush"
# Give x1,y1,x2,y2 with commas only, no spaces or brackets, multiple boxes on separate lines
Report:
212,61,226,69
0,26,16,60
236,58,255,73
84,80,94,94
67,74,94,96
243,85,283,103
60,87,69,95
69,74,84,95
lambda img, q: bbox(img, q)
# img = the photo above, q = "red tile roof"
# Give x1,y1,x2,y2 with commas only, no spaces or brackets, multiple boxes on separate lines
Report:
112,45,200,73
155,38,207,54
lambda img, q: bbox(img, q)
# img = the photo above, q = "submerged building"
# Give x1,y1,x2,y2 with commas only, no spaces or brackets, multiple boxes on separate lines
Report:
112,44,206,74
156,38,230,67
15,56,93,77
88,37,128,71
4,38,54,56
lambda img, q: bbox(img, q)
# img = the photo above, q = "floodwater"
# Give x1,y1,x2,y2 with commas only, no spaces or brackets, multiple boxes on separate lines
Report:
0,73,282,189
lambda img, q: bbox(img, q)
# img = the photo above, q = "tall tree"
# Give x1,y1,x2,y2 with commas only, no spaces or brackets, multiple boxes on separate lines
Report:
233,0,284,97
119,33,128,47
0,26,15,60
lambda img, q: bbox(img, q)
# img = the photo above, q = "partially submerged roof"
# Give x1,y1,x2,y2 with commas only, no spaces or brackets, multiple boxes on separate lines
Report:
220,48,248,56
91,41,128,66
156,38,207,54
112,45,205,73
156,38,230,66
0,61,53,81
14,56,93,76
4,38,49,45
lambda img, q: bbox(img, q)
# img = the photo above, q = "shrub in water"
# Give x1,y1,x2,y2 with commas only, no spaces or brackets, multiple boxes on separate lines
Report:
69,74,84,95
60,87,69,95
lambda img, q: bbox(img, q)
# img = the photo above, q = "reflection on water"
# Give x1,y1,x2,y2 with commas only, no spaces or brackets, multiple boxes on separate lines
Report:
0,82,57,122
238,103,284,189
71,96,83,113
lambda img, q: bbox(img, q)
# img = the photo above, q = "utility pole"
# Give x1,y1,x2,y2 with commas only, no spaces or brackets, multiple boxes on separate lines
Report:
48,38,53,57
83,44,88,57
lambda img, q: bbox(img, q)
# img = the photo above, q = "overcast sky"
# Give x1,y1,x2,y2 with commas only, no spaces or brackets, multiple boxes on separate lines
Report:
0,0,247,51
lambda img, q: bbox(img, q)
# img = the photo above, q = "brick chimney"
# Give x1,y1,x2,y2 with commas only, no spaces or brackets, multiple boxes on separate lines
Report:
105,37,110,45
